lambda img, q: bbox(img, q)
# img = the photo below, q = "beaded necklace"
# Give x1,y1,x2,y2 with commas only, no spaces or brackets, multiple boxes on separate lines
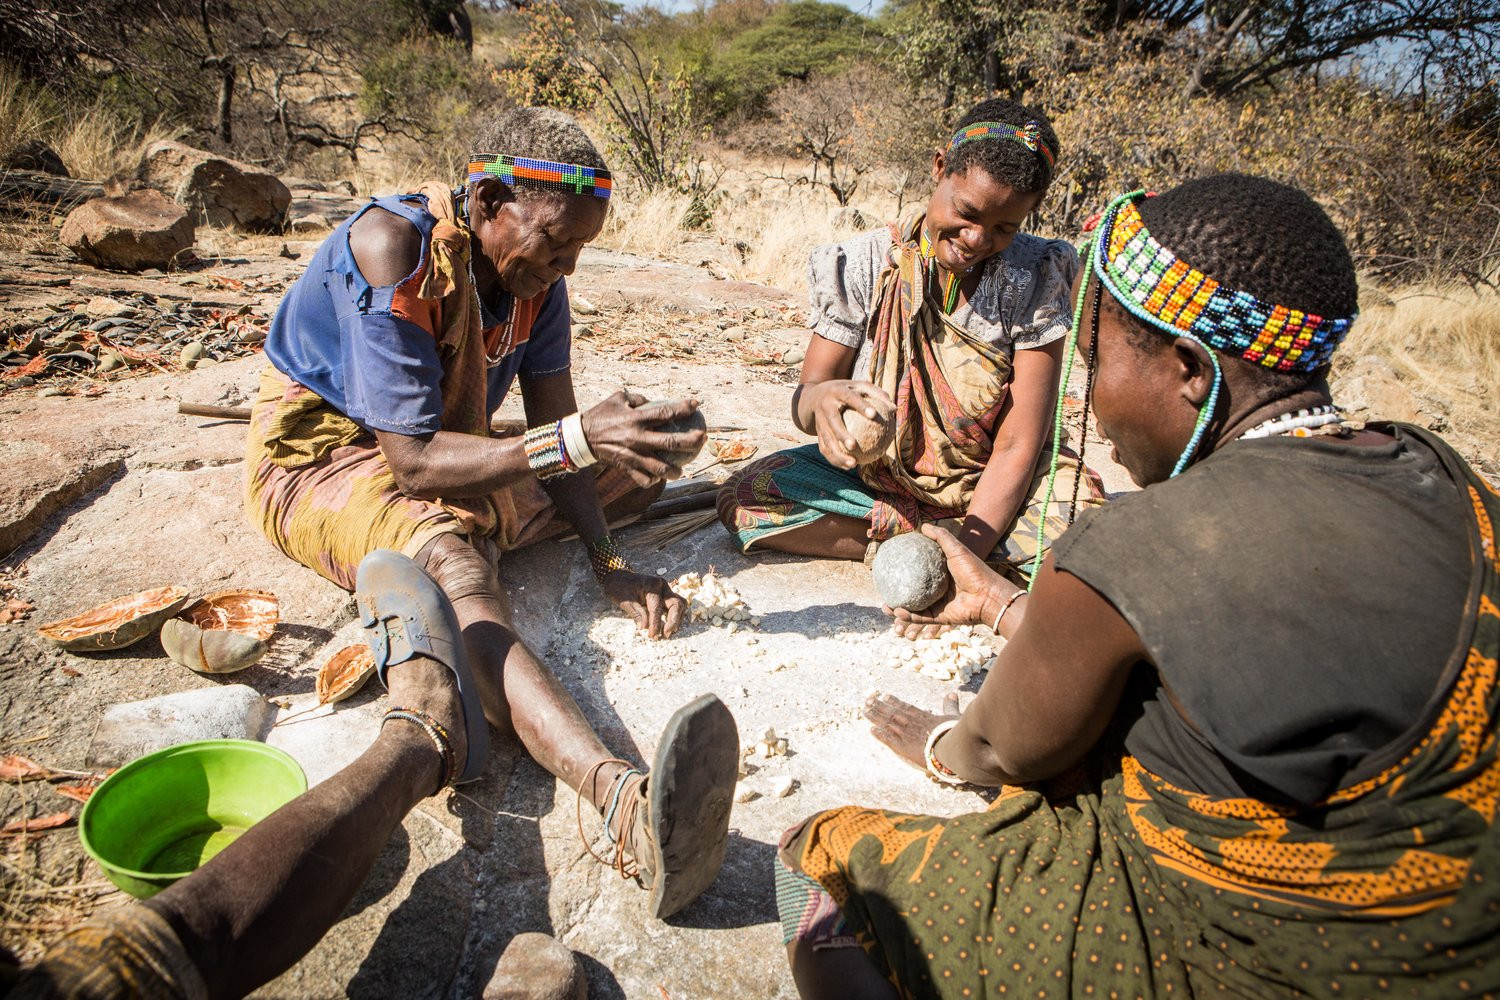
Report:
460,193,518,368
1238,404,1344,440
918,228,968,315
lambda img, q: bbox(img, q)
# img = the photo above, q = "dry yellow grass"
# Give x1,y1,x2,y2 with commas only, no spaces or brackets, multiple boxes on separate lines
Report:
1338,283,1500,471
0,66,178,179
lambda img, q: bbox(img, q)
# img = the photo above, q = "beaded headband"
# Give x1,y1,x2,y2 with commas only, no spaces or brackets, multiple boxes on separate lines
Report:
1094,193,1355,373
947,121,1056,170
467,153,613,200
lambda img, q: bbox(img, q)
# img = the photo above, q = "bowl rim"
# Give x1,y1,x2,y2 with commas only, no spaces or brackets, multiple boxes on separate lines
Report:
79,739,307,882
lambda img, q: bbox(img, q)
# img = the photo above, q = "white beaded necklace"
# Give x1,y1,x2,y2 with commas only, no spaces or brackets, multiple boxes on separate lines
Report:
1238,403,1345,440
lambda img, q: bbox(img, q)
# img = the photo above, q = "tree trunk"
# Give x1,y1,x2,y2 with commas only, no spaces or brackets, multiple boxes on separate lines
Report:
216,61,236,146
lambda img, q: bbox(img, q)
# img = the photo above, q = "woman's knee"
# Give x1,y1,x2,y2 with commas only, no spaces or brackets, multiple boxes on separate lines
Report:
415,533,498,604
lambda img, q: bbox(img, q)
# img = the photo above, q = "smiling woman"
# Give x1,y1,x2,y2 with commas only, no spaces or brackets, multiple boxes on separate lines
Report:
715,97,1104,583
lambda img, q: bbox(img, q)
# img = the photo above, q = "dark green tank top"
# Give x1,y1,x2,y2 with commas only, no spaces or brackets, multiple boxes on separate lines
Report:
1052,424,1473,806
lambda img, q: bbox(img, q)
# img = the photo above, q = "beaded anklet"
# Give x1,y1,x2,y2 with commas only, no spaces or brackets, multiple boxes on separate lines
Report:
524,420,575,480
587,534,630,582
383,707,457,791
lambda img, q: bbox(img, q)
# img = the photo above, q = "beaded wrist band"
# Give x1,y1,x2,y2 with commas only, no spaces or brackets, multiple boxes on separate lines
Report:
524,420,575,480
587,534,630,583
924,719,963,784
990,589,1025,635
384,707,457,791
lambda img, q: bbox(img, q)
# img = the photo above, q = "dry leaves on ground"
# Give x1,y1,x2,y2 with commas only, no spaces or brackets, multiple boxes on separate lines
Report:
710,439,758,463
0,812,74,836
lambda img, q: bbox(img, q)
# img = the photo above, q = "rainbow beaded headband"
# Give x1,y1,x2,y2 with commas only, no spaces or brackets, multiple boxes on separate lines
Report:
1085,190,1356,478
468,154,613,200
1095,193,1354,373
947,121,1056,170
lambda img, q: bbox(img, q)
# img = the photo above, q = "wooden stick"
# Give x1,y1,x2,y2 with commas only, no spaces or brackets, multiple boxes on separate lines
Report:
178,401,746,436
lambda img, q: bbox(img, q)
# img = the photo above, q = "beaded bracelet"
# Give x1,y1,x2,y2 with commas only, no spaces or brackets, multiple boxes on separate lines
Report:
524,420,575,480
384,707,457,790
587,534,630,583
990,589,1025,635
924,719,963,784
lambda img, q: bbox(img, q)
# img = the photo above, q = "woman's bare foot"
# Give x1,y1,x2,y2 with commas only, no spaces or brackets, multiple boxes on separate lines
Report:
862,691,959,769
383,654,466,794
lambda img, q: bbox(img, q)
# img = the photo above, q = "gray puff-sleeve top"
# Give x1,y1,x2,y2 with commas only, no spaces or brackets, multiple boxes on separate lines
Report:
807,229,1081,376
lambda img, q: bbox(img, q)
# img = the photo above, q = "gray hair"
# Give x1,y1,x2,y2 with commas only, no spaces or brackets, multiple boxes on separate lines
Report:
468,107,609,202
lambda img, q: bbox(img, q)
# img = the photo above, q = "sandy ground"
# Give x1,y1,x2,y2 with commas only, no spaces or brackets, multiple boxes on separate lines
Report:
0,241,1131,998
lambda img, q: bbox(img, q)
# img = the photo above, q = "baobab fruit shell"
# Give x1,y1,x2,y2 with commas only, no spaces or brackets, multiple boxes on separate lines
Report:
38,585,190,651
160,589,278,674
316,644,377,704
842,404,896,465
871,531,950,612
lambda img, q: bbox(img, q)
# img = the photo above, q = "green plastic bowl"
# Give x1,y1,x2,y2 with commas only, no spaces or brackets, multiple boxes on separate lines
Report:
80,740,307,899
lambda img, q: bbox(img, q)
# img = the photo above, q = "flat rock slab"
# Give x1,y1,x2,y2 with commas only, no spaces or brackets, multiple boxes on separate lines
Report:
0,240,1138,994
88,684,275,767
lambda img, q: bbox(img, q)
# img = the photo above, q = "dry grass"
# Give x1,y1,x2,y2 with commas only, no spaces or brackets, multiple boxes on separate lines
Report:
1338,283,1500,471
598,156,905,292
0,66,178,180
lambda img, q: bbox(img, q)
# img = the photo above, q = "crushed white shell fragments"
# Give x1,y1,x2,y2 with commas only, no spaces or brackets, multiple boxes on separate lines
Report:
879,625,995,683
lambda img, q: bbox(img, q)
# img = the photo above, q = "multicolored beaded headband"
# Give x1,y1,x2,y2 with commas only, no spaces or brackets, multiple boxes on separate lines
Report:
467,154,613,200
1088,189,1358,477
947,121,1056,170
1096,193,1354,373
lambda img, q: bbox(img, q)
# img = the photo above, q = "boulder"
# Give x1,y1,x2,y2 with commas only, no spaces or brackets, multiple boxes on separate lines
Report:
58,189,195,272
831,205,873,230
2,140,68,176
871,531,950,612
139,140,291,232
483,933,586,1000
1334,356,1426,425
287,213,331,233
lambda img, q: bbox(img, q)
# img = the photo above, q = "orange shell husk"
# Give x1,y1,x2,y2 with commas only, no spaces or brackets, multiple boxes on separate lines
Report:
316,644,377,704
160,589,279,674
37,585,191,651
180,589,279,641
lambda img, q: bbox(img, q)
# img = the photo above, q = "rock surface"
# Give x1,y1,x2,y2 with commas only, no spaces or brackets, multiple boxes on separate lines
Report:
0,240,1141,998
871,531,950,611
58,190,195,271
88,685,276,767
140,141,291,232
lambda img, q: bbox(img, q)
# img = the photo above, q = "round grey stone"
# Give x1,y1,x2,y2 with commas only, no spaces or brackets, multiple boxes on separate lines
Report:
651,399,707,469
871,531,950,611
483,932,586,1000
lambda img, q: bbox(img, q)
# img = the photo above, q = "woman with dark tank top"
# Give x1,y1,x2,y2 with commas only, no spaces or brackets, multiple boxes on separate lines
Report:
774,173,1500,999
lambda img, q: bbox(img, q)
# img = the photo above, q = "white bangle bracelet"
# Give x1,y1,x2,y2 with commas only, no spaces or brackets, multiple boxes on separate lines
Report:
923,718,963,784
990,589,1025,635
560,412,598,469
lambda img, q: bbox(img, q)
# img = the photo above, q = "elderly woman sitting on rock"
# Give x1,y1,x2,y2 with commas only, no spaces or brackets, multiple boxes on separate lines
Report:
244,106,738,920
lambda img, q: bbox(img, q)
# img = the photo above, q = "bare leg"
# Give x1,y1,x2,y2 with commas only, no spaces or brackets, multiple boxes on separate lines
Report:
786,943,899,1000
144,652,460,999
749,513,871,561
418,534,631,815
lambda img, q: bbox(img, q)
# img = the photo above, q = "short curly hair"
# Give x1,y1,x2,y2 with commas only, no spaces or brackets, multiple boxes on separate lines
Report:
943,97,1058,194
468,107,609,202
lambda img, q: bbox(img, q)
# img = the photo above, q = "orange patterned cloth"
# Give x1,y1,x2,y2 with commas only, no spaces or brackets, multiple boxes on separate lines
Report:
780,434,1500,997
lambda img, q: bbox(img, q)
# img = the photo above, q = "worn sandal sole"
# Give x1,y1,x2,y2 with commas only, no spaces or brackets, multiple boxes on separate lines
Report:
645,693,739,919
355,549,489,785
